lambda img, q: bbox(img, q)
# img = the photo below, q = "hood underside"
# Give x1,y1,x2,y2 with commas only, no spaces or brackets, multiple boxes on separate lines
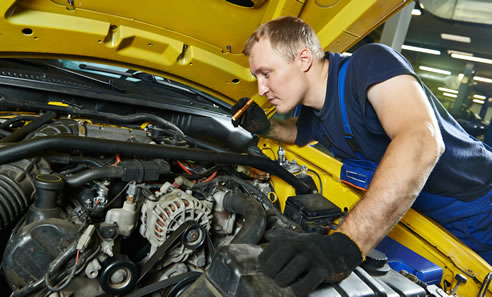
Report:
0,0,408,105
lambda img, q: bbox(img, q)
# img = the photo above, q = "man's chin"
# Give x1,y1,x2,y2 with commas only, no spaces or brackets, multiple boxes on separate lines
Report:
274,106,295,115
269,100,296,114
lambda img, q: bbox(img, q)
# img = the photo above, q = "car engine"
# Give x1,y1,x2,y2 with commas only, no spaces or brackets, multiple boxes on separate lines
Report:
0,112,310,297
0,65,453,296
0,114,454,297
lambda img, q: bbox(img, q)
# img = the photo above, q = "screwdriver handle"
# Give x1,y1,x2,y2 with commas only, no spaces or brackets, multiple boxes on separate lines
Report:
232,98,255,121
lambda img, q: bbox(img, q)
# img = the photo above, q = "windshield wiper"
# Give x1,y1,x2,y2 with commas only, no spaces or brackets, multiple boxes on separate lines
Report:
16,59,126,92
78,64,231,110
79,63,196,94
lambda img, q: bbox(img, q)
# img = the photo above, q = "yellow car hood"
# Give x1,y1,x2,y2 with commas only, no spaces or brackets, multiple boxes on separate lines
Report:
0,0,407,105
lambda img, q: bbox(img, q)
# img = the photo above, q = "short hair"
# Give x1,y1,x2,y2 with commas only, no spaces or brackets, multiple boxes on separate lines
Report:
243,16,324,62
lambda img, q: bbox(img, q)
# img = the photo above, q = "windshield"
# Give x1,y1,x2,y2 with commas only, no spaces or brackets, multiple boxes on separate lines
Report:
0,58,231,115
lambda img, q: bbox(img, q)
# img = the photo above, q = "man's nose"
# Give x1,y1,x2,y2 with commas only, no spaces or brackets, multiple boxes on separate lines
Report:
258,78,269,96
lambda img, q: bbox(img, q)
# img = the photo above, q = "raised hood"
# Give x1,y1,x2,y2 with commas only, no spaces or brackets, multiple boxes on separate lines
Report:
0,0,408,105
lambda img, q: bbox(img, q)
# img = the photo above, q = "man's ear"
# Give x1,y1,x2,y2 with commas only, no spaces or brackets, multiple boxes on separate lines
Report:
297,48,313,72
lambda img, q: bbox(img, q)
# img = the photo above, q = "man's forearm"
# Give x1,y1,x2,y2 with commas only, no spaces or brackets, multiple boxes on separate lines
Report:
262,118,298,144
338,126,444,255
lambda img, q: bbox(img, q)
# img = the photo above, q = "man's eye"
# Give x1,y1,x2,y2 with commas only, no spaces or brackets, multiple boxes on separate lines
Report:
263,72,270,78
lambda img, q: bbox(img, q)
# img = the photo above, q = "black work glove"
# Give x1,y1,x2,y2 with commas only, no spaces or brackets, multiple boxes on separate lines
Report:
231,97,271,135
259,231,363,297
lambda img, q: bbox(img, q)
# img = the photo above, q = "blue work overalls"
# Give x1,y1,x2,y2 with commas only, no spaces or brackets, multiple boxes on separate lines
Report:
336,60,492,264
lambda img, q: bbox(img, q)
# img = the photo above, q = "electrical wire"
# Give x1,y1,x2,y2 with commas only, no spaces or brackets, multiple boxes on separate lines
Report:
0,115,37,129
193,176,274,211
261,147,277,160
43,243,77,293
105,181,132,209
194,175,299,229
177,160,193,175
308,169,323,194
45,262,77,292
42,245,100,296
75,249,80,265
200,171,217,183
10,278,45,297
172,164,225,180
111,153,121,166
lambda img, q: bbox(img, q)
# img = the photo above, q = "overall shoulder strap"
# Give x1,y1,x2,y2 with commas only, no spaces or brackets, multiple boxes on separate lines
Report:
338,59,364,159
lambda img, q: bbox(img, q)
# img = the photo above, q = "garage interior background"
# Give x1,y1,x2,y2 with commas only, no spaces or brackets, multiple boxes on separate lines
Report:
348,0,492,144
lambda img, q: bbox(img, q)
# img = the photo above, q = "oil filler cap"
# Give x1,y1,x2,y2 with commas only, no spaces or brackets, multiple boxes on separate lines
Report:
361,249,390,276
35,174,64,190
33,174,64,211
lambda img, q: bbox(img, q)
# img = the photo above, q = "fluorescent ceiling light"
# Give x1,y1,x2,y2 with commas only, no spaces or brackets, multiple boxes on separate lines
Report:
438,87,458,94
473,99,485,104
441,33,471,43
451,53,492,65
473,94,486,100
447,50,473,57
443,92,458,98
412,9,422,16
342,52,352,56
458,73,464,80
419,66,451,75
473,76,492,84
402,45,440,55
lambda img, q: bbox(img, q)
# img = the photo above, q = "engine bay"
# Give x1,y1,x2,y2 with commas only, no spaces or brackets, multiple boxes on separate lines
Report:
0,115,455,297
0,110,317,297
0,59,459,297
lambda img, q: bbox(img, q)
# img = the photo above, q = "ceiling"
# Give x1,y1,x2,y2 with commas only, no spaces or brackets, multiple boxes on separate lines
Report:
351,0,492,120
405,1,492,98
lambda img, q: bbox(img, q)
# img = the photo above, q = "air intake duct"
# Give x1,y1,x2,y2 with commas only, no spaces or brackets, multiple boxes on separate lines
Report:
0,158,49,230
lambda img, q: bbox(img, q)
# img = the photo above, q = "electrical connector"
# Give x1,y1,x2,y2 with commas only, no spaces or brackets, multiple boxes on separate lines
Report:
77,224,95,252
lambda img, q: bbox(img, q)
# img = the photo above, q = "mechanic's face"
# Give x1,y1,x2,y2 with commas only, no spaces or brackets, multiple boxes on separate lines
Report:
248,38,307,114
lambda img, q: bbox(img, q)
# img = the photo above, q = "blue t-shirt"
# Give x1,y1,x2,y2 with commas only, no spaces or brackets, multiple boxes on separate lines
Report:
295,43,492,202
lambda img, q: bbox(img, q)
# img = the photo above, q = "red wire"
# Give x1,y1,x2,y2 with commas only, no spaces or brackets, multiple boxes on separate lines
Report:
112,153,121,166
177,161,193,175
75,249,80,265
201,171,217,183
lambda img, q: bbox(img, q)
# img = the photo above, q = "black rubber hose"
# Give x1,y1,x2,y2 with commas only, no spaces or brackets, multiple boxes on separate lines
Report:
0,111,56,143
194,176,300,229
0,97,183,137
194,176,271,206
0,136,312,194
0,115,38,129
0,173,30,210
63,166,125,187
223,191,266,244
0,187,15,225
106,113,184,136
0,193,8,229
0,172,32,229
0,178,22,217
44,153,106,168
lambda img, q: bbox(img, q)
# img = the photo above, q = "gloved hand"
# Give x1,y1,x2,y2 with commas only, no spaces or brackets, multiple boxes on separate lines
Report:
259,231,363,297
231,97,270,135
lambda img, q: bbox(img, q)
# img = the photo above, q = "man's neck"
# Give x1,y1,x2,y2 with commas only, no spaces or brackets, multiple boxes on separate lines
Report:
301,58,330,110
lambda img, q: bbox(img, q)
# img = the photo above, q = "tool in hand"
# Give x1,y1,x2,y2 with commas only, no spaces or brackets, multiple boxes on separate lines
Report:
231,98,254,121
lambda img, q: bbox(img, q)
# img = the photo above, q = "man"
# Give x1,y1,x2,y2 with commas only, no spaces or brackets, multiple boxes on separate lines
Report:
231,16,492,297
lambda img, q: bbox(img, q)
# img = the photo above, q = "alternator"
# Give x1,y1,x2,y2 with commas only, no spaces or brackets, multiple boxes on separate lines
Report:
140,182,212,261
